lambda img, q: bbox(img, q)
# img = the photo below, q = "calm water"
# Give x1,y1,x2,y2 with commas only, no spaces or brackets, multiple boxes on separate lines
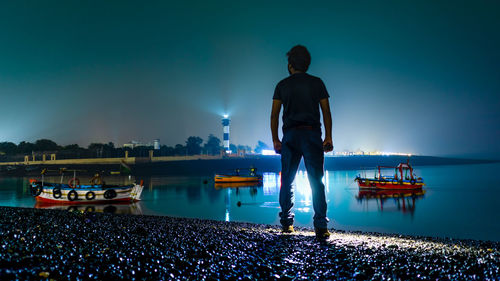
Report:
1,163,499,241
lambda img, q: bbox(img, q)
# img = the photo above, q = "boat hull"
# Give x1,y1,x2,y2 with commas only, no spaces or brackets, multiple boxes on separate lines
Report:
214,181,262,189
356,178,424,190
31,183,144,204
214,175,262,183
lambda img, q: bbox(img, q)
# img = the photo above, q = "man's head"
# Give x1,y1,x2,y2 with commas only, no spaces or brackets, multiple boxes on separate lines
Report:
286,45,311,73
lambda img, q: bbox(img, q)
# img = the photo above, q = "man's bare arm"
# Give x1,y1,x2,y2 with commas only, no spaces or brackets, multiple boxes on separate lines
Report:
319,98,333,152
270,99,282,153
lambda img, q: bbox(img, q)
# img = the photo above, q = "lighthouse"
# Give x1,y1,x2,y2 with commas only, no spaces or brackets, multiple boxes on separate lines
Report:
222,114,230,153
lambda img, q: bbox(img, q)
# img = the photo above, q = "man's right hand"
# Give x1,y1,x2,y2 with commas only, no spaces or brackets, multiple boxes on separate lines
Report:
323,138,333,152
273,140,282,154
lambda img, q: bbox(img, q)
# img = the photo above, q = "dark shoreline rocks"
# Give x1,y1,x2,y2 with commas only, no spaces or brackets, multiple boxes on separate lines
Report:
0,206,498,280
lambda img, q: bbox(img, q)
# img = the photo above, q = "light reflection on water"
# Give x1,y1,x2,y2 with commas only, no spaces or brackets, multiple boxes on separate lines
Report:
1,163,499,241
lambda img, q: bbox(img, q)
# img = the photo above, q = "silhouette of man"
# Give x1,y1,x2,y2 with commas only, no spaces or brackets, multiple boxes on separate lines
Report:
270,45,333,239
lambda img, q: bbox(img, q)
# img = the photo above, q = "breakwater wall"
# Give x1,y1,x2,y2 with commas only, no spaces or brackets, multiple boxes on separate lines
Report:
0,154,222,166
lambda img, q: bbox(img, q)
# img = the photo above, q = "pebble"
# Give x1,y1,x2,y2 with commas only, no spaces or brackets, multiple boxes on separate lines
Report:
0,206,498,280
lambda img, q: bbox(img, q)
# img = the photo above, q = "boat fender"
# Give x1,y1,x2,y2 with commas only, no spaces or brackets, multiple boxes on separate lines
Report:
85,206,95,213
391,179,399,185
85,191,96,200
370,182,377,187
410,179,416,185
379,179,386,185
104,189,117,199
53,187,62,199
68,178,80,189
31,184,43,197
68,190,78,201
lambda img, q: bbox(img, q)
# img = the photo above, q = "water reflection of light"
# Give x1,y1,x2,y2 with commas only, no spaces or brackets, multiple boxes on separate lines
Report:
295,171,330,209
225,188,231,222
325,170,330,192
296,207,311,213
296,171,312,206
261,171,330,212
263,173,279,195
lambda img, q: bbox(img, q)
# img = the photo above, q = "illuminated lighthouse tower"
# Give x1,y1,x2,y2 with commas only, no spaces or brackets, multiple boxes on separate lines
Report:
222,114,231,153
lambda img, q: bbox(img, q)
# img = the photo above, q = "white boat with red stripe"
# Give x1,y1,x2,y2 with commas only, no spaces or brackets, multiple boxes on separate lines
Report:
29,176,144,204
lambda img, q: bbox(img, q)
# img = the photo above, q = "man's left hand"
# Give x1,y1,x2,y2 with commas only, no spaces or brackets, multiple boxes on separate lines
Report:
273,140,282,154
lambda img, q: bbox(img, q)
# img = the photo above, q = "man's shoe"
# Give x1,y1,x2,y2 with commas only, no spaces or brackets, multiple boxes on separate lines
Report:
282,225,294,233
315,228,331,239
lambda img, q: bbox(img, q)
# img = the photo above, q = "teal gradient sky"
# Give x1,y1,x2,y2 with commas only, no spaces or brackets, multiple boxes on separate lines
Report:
0,1,498,158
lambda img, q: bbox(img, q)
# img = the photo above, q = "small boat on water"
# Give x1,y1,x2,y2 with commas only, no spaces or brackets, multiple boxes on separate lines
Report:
29,172,144,204
214,168,263,183
355,161,425,190
214,181,262,189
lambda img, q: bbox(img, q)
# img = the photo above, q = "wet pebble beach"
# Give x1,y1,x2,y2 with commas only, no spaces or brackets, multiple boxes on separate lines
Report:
0,206,498,280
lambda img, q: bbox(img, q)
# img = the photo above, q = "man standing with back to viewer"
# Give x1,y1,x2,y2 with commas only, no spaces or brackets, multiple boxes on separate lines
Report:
270,45,333,239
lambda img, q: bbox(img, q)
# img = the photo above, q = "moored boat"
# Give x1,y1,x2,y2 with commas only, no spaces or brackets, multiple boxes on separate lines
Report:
214,168,263,183
214,175,262,183
29,174,144,204
355,161,425,190
214,181,262,189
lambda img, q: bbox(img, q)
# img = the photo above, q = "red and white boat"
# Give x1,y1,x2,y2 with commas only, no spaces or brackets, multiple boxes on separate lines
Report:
29,176,144,204
355,161,425,189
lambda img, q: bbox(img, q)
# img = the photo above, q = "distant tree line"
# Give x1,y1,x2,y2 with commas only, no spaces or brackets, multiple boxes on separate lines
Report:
0,135,268,161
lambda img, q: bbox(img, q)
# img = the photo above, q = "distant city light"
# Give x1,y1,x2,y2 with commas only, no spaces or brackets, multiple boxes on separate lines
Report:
261,149,277,155
260,148,412,157
332,150,413,157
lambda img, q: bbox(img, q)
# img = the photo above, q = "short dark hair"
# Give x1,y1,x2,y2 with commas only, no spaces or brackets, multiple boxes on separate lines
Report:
286,45,311,72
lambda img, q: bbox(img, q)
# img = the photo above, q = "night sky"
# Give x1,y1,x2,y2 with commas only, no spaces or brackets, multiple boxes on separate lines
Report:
0,1,498,158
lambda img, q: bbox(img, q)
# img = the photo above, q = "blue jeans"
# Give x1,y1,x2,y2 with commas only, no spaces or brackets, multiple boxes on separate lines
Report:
279,129,329,229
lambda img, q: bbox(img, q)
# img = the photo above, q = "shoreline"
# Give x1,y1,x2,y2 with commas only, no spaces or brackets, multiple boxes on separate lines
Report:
0,155,497,177
1,206,498,280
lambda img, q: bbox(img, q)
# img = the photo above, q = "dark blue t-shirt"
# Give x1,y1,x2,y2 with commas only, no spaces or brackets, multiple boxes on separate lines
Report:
273,73,329,131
